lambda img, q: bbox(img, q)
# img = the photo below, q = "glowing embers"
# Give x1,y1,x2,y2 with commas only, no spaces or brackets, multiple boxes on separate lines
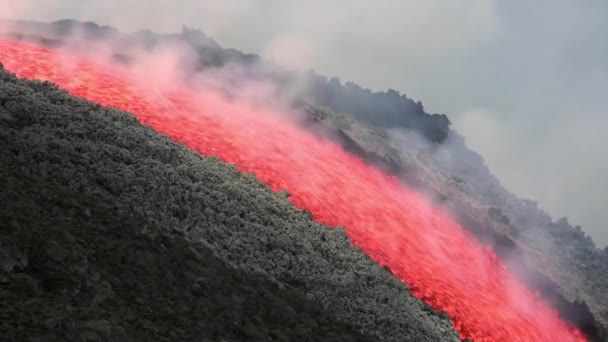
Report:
0,39,587,341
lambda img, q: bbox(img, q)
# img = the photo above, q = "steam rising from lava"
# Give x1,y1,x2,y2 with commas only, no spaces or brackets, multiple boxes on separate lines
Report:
0,37,589,341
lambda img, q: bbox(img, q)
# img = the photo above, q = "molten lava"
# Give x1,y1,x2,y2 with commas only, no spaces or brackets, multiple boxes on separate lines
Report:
0,39,587,341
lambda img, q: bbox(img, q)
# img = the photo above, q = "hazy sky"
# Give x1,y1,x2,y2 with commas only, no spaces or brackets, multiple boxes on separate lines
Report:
2,0,607,247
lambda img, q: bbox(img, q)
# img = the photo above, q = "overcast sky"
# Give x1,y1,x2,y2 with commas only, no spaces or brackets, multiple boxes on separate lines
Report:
3,0,607,247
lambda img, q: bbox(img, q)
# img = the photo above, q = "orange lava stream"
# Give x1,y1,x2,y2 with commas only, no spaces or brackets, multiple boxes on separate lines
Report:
0,39,587,342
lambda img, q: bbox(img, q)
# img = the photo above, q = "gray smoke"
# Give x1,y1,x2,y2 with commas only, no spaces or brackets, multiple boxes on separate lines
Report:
2,0,605,247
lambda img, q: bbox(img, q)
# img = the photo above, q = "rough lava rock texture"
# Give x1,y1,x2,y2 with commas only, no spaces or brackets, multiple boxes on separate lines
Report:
0,65,461,341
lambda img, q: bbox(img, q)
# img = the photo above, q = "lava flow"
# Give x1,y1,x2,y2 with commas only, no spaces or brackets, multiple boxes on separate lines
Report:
0,39,587,341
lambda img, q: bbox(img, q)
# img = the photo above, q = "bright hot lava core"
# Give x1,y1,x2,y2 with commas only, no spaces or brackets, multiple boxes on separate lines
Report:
0,39,587,341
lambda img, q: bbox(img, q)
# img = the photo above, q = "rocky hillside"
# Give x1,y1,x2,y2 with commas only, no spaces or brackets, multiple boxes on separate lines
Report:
0,65,460,341
1,18,607,340
295,102,608,340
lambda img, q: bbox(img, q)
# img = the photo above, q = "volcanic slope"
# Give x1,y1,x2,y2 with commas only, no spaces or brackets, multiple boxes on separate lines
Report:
4,25,607,335
0,66,461,341
0,39,592,341
297,103,608,339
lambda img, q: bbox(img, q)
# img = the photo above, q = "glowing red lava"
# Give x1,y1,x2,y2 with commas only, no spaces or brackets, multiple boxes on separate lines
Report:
0,39,587,341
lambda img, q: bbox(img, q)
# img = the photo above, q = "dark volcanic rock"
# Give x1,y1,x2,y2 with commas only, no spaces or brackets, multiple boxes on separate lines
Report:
0,64,460,341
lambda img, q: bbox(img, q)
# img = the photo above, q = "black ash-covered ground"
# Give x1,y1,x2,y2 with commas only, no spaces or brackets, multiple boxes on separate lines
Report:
0,66,461,341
